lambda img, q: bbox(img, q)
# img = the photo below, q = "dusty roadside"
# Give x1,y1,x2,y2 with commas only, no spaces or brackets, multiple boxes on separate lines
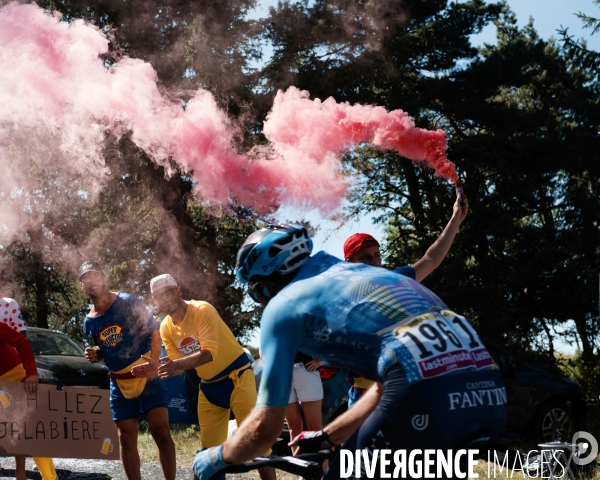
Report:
0,457,258,479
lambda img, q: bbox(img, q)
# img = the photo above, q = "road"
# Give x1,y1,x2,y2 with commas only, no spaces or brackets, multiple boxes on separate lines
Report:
0,457,255,479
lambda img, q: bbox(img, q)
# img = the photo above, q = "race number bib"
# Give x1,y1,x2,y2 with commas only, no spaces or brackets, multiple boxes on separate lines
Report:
392,310,496,382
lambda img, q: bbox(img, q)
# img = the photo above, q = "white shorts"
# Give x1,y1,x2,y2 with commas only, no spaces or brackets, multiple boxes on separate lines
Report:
288,363,324,404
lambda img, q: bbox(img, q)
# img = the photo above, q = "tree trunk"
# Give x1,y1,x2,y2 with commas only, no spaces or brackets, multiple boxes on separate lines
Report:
401,158,426,238
573,315,593,360
34,255,49,329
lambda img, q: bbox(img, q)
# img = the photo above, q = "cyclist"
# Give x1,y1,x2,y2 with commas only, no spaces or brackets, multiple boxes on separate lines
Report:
192,224,507,479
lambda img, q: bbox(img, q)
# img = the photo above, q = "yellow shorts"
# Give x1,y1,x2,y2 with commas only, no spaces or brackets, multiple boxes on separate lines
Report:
198,368,271,455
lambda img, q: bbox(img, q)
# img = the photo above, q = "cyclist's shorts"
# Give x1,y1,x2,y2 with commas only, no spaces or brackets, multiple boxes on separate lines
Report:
326,364,507,480
288,363,323,403
110,378,168,422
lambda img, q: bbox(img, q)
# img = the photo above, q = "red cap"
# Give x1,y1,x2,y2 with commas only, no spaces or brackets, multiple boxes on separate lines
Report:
343,233,380,260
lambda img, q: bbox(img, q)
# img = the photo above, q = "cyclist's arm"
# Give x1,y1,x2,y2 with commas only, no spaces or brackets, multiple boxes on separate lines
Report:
324,382,383,445
223,295,302,462
412,194,467,282
223,406,287,462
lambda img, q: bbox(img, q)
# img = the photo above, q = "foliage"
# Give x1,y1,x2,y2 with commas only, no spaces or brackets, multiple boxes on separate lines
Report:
258,0,600,361
559,0,600,77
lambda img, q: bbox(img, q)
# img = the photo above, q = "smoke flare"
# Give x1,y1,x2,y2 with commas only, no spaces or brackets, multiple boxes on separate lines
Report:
262,87,459,183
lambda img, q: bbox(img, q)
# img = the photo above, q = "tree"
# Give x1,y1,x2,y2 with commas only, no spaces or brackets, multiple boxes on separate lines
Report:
5,0,598,359
256,0,600,360
1,0,266,339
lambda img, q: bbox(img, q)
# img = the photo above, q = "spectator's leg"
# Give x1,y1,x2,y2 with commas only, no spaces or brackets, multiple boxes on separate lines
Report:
115,418,141,480
230,370,277,480
285,402,304,455
301,399,323,432
146,407,176,480
301,399,327,472
15,456,27,480
197,388,229,447
32,457,57,480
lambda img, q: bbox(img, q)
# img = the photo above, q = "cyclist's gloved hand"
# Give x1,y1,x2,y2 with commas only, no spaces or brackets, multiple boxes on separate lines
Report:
290,430,335,453
192,445,229,480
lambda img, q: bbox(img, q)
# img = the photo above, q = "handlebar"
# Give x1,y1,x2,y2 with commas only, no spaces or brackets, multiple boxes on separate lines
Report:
205,449,336,480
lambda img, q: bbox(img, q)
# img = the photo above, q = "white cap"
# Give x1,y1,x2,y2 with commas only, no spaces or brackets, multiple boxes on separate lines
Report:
150,274,178,294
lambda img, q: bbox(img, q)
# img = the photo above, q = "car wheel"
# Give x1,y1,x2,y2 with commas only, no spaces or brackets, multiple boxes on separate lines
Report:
534,401,574,443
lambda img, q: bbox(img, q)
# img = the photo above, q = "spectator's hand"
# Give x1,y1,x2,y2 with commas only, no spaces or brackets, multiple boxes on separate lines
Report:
85,347,97,363
23,375,38,395
157,356,182,379
305,358,323,372
192,445,229,479
131,355,159,379
453,193,468,223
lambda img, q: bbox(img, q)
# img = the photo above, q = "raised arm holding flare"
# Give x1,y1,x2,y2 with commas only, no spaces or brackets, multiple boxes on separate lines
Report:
344,193,468,281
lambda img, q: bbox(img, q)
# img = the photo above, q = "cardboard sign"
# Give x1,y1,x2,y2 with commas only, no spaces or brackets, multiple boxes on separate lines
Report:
0,381,119,459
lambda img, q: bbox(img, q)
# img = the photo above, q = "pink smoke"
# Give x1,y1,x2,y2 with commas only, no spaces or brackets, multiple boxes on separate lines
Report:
262,87,459,183
1,2,455,226
0,2,348,215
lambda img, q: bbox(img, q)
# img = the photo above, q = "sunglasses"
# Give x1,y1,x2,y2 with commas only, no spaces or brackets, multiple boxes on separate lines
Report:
153,288,177,302
247,282,261,303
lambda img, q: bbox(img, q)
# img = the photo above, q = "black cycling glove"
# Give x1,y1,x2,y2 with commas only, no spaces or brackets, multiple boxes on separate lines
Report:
293,430,335,453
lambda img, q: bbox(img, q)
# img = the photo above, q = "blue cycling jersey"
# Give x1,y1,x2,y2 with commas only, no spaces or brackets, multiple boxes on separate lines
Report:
258,252,496,408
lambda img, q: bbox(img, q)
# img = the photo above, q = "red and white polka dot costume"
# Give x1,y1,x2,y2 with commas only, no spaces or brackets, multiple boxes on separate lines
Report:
1,297,26,332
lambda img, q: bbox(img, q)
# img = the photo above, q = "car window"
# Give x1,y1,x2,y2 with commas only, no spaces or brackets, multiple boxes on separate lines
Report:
52,335,85,356
25,331,85,356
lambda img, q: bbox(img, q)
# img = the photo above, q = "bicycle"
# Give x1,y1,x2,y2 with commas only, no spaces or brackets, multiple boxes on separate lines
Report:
197,433,519,480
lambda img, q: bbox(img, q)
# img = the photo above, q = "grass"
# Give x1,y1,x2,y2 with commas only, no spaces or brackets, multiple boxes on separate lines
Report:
138,422,202,467
136,422,296,479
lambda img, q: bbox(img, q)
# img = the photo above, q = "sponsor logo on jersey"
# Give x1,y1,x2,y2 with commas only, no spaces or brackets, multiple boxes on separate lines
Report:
99,324,124,348
178,336,200,356
411,414,429,431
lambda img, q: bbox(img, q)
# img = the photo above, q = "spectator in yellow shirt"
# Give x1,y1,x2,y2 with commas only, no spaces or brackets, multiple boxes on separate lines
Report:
132,274,275,480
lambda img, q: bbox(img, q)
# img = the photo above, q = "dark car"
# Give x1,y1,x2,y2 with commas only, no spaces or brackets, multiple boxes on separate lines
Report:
481,337,586,443
23,327,110,390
